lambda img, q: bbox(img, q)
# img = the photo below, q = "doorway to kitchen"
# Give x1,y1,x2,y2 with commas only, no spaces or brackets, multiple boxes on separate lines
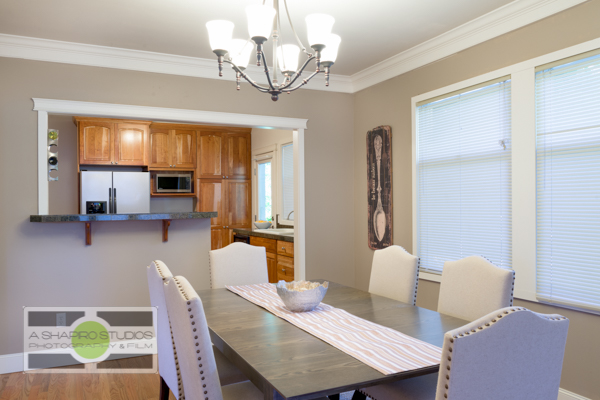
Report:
33,98,307,280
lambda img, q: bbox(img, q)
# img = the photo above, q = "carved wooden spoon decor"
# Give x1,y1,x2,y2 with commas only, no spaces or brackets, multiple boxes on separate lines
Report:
373,135,386,241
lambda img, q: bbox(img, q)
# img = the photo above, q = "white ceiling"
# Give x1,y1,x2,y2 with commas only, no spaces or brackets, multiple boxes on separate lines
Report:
0,0,515,76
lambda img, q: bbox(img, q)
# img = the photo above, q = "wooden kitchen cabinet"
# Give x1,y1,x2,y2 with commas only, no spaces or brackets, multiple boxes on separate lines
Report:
225,132,251,179
198,178,251,250
198,131,226,179
250,236,294,283
76,117,151,166
115,123,149,166
149,124,196,170
266,252,277,283
277,255,295,282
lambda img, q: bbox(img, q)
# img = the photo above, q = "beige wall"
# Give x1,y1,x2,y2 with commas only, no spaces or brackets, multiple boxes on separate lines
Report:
353,1,600,397
0,58,355,357
251,128,293,151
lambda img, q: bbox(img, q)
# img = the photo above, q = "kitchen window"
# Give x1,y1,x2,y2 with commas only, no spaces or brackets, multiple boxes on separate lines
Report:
416,78,512,274
254,152,274,222
535,50,600,312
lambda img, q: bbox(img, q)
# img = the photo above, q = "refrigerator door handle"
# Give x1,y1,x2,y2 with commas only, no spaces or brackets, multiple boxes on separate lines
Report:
108,188,113,214
113,188,117,214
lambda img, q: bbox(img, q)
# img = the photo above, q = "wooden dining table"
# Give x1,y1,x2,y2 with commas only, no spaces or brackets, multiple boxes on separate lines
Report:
196,281,468,400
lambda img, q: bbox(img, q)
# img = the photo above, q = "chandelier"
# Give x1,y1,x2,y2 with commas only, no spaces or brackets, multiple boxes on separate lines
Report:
206,0,340,101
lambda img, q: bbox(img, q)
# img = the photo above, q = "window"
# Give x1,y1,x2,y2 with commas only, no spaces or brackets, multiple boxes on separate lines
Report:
254,152,273,221
281,143,294,221
416,79,512,273
536,51,600,312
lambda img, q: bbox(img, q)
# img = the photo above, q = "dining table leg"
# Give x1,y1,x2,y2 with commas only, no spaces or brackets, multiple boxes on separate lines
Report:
264,386,286,400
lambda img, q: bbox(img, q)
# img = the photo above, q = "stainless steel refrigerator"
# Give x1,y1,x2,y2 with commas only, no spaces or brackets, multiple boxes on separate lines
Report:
80,171,150,214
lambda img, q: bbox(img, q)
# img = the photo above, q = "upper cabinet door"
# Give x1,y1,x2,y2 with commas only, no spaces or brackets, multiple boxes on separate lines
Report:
172,130,197,169
114,123,149,166
79,121,114,165
149,129,172,168
225,132,251,179
198,131,225,178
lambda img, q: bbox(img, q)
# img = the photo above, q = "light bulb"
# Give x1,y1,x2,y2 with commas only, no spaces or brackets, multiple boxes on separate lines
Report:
305,14,335,47
206,20,234,53
246,4,276,41
229,39,254,69
321,34,341,63
277,44,300,73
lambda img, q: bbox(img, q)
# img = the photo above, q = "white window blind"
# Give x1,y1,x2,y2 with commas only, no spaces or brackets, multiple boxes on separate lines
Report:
416,79,512,273
281,143,294,220
536,52,600,312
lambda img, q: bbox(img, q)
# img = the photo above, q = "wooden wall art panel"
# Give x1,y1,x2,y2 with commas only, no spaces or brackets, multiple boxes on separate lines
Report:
367,125,393,250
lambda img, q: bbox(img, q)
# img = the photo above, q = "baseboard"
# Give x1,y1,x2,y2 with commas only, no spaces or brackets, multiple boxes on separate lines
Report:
0,353,23,375
558,388,591,400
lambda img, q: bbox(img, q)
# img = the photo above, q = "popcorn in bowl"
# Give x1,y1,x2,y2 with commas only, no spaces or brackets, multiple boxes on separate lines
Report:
276,280,329,312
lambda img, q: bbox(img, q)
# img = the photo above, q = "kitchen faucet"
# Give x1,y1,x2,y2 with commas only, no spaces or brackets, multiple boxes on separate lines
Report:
287,210,294,220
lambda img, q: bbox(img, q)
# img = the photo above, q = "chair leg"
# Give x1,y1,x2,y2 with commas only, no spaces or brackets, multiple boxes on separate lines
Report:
351,391,368,400
159,376,170,400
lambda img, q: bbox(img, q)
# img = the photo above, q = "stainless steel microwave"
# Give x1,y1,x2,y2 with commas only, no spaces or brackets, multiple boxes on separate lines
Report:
155,173,192,193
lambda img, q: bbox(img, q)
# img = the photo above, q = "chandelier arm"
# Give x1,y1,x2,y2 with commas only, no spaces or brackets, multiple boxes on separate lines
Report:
283,0,309,54
278,55,316,90
281,69,323,93
260,51,277,91
226,61,271,93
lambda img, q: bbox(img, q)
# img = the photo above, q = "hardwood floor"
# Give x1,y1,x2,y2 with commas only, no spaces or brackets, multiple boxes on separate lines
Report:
0,356,176,400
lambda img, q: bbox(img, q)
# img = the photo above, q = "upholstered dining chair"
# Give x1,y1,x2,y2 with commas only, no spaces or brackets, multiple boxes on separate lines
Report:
368,245,419,305
437,255,515,321
355,307,569,400
164,275,264,400
209,242,269,289
147,261,247,400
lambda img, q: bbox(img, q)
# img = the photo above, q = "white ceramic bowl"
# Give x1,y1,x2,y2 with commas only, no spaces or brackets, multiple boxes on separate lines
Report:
276,280,329,312
254,221,272,229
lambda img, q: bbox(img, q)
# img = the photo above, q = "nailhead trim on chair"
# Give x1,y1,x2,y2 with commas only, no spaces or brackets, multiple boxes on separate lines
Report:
413,257,421,306
173,276,209,400
442,307,566,399
152,261,186,400
477,255,516,307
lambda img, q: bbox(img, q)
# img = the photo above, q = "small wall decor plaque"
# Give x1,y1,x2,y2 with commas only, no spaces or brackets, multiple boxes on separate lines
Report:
367,125,392,249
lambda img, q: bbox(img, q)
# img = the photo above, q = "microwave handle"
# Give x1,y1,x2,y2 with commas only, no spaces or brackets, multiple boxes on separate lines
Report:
113,188,117,214
108,188,113,214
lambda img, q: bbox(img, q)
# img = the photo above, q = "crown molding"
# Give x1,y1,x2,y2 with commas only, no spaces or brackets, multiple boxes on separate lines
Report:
351,0,588,92
0,33,353,94
0,0,586,94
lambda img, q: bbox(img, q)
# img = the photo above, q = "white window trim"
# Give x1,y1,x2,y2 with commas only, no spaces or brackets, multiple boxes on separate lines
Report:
411,37,600,302
252,144,278,224
278,141,295,226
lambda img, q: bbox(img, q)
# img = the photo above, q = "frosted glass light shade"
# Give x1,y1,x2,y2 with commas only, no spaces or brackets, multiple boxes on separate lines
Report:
246,4,276,40
321,34,341,63
229,39,254,68
305,14,335,47
277,44,300,73
206,20,234,52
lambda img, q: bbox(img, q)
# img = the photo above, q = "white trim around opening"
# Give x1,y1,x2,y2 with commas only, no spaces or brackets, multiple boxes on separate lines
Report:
32,98,308,281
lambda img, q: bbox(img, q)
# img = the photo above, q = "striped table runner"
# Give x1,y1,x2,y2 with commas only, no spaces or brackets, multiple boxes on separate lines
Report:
226,283,442,375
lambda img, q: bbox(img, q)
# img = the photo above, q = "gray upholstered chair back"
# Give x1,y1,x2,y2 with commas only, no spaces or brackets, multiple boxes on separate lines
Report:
165,275,224,400
146,260,184,399
436,307,569,400
438,255,514,321
209,242,269,289
369,245,419,305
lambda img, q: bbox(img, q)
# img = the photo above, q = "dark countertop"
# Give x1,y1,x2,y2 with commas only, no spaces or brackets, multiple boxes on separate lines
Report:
233,228,294,243
30,212,217,223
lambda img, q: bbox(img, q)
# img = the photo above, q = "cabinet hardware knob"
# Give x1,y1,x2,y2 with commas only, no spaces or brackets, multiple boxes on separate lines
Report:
226,176,228,178
115,162,118,164
222,226,225,228
222,176,225,178
111,161,114,164
282,269,286,272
